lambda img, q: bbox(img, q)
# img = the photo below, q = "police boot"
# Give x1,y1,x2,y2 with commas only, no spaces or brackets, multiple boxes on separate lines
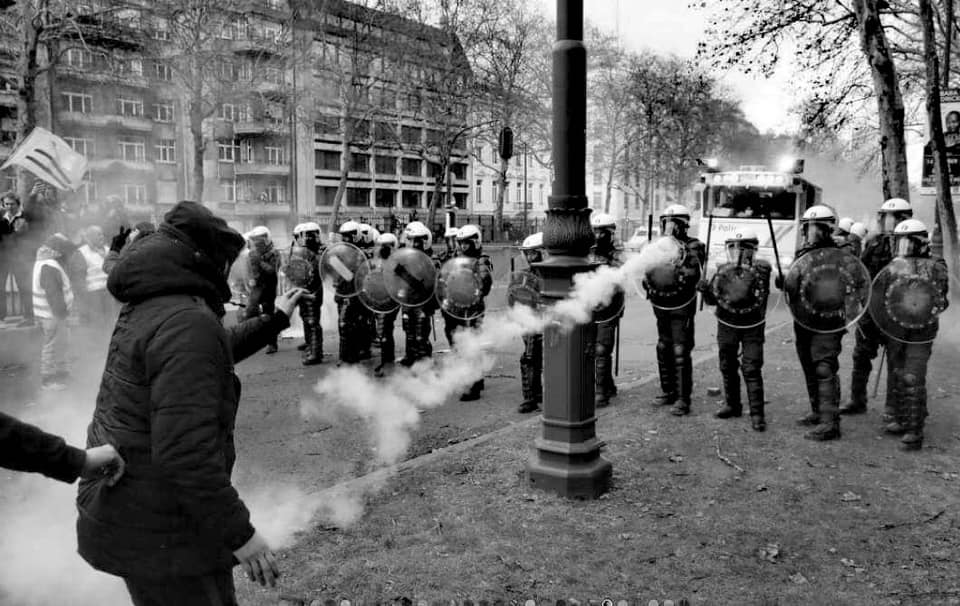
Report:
805,377,841,441
670,350,692,416
460,379,483,402
840,369,870,415
302,326,324,366
518,363,541,413
881,366,899,425
797,378,821,426
653,343,677,406
714,372,742,419
899,380,926,450
746,378,766,432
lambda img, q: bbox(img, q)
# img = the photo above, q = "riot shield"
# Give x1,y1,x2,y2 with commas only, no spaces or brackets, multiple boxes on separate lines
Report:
507,269,542,310
355,258,400,315
709,263,779,329
784,247,871,334
436,257,484,321
382,247,437,307
594,287,625,324
868,257,947,344
285,245,317,289
640,236,701,311
320,242,367,297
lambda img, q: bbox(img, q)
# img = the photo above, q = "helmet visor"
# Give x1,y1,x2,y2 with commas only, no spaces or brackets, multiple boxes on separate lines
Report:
725,241,756,265
661,218,685,238
879,212,898,234
802,222,830,245
896,235,922,258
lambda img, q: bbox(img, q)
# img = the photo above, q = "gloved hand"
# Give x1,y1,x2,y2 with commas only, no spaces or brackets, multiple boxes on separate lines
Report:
696,280,709,293
774,275,784,290
81,444,125,486
109,226,132,252
233,531,280,588
276,287,307,318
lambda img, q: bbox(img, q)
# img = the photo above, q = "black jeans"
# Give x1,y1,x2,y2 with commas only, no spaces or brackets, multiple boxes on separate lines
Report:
124,570,237,606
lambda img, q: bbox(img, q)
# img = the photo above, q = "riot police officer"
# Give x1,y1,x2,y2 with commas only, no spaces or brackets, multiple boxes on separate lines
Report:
399,221,438,365
697,228,772,431
878,219,948,450
286,222,324,365
842,198,912,417
777,205,846,440
335,220,371,364
244,226,281,354
589,212,624,408
648,204,706,416
373,232,400,375
444,224,493,401
357,223,378,358
516,232,545,414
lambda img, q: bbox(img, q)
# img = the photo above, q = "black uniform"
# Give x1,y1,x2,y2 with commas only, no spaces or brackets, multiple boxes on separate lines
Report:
244,241,281,350
788,238,846,439
589,242,624,407
885,254,948,449
846,234,894,415
358,244,377,359
700,259,772,429
443,250,493,401
371,246,399,371
285,241,323,365
400,246,439,366
650,236,706,413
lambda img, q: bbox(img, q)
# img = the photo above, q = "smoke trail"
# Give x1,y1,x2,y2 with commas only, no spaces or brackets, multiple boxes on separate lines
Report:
303,240,677,473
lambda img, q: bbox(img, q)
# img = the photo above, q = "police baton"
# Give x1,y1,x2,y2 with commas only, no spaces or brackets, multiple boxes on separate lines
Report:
700,210,714,311
614,322,620,377
873,345,886,398
647,213,654,242
765,206,784,285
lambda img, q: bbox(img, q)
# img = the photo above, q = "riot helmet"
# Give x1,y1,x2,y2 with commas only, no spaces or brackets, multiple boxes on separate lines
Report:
377,232,398,259
725,228,759,266
850,222,868,240
246,225,271,251
659,204,690,239
589,212,615,249
456,224,482,256
444,226,459,250
836,217,854,237
878,198,912,234
296,221,322,251
404,221,432,251
893,219,929,258
800,205,837,246
520,231,544,265
358,223,376,248
339,220,360,244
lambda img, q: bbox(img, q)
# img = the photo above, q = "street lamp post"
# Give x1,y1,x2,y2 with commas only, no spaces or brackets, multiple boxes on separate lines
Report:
526,0,612,498
523,141,528,235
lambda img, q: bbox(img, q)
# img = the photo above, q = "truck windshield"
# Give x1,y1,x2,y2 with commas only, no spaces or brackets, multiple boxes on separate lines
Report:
706,187,797,220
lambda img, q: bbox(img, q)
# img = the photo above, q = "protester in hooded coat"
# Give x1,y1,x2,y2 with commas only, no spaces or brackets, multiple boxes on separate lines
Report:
76,201,301,605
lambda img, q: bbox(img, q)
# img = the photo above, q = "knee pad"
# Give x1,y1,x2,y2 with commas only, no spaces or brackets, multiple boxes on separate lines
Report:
595,341,609,358
672,344,686,360
656,341,670,357
900,372,918,388
814,362,833,380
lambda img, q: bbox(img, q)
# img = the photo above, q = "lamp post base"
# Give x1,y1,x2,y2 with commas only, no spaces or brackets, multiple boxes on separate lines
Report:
526,437,612,499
